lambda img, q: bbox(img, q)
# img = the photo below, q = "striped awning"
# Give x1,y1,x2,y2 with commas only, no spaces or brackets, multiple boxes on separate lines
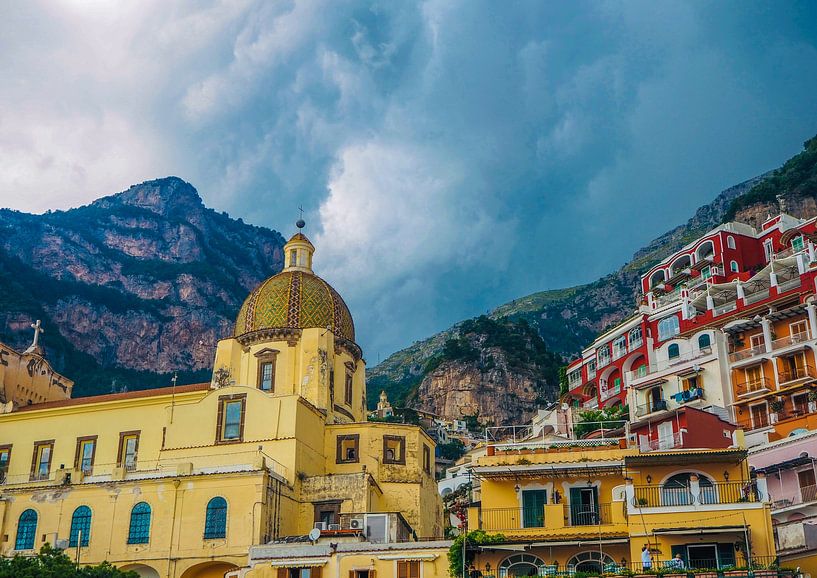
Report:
267,558,329,568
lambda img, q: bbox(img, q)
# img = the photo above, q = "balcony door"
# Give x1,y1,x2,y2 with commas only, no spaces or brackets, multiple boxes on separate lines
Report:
782,354,806,381
522,489,546,528
798,469,816,503
569,487,599,525
750,404,769,428
657,421,675,449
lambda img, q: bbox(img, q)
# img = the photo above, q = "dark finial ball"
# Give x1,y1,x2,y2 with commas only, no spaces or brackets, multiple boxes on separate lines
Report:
296,219,306,229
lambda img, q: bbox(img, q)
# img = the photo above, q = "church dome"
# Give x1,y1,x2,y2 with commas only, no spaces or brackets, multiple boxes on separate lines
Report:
233,230,355,343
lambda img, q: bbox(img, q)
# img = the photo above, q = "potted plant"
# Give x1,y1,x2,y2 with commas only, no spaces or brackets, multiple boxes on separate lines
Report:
808,389,817,412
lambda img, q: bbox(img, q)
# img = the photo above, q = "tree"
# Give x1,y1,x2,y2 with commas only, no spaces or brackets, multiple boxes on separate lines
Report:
0,545,139,578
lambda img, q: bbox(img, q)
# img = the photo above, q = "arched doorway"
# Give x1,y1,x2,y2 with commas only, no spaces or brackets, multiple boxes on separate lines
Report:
498,553,545,577
119,564,160,578
567,551,615,574
180,562,240,578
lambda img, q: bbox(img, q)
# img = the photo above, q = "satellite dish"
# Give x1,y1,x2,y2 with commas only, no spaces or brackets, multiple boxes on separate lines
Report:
308,528,321,542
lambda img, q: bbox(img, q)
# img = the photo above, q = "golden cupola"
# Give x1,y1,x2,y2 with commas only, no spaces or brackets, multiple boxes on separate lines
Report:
233,224,356,343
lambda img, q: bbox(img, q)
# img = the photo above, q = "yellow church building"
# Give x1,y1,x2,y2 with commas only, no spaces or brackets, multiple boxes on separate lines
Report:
0,228,443,578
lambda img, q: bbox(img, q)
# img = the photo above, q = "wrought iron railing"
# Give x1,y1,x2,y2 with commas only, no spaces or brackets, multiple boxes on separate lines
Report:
735,377,772,396
632,481,759,507
778,365,815,384
564,503,612,526
478,507,545,530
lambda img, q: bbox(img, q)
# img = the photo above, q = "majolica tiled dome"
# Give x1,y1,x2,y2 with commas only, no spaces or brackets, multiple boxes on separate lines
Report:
233,231,355,342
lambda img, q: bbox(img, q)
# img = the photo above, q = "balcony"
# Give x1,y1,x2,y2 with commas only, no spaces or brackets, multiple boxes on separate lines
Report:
632,481,760,507
771,484,817,510
735,377,772,397
564,503,612,526
638,432,682,452
771,331,812,353
473,502,623,533
478,507,545,531
628,348,714,387
778,364,816,385
582,398,599,410
634,399,668,418
729,344,767,363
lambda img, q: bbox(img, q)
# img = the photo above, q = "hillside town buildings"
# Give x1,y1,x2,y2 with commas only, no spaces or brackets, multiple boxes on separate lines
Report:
564,210,817,574
0,218,808,578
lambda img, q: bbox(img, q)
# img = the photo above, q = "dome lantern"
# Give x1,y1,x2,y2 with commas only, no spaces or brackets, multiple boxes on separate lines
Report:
283,220,315,273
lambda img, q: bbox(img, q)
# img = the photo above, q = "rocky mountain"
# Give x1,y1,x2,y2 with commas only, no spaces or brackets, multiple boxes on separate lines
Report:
0,177,285,396
368,134,817,419
407,316,562,426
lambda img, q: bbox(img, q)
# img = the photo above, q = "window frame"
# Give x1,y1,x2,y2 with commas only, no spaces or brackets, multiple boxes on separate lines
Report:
74,436,98,475
730,260,739,273
30,440,54,482
15,509,38,551
117,431,140,470
255,348,279,392
127,502,152,545
216,394,247,444
0,444,12,477
344,370,353,406
69,505,92,548
423,444,431,474
382,435,407,465
204,496,228,540
335,434,360,464
398,560,421,578
657,315,680,341
667,343,680,360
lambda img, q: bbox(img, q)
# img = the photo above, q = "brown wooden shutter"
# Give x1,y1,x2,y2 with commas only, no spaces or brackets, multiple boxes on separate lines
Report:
369,569,376,578
397,561,407,578
277,568,288,578
411,561,420,578
311,567,322,578
348,571,355,578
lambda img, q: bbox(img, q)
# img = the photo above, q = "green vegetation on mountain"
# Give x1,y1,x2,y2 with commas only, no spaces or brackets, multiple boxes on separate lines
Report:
724,135,817,222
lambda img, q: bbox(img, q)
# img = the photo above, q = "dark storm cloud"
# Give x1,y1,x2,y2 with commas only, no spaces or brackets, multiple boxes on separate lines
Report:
1,1,816,359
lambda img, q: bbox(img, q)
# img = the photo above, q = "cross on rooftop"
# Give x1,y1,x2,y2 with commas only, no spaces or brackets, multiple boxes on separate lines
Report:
25,320,45,353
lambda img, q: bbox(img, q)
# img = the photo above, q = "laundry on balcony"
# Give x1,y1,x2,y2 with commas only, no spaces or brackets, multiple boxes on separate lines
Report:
673,388,704,404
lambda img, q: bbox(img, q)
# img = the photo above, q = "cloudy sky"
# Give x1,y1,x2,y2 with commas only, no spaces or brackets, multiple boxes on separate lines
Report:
2,1,817,361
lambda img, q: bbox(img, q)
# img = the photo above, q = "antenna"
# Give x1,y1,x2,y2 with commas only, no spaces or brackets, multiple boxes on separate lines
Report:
170,371,178,423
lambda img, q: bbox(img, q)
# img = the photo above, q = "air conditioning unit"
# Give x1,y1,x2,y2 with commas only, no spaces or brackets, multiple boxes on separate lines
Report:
349,516,364,530
313,522,327,530
55,539,69,550
328,524,341,531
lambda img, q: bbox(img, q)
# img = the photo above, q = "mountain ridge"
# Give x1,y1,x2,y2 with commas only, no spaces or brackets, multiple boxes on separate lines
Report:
368,134,817,414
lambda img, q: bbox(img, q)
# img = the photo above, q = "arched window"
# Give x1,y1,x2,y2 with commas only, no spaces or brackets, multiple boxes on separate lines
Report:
128,502,151,544
657,316,680,341
727,236,736,250
730,260,739,272
204,497,228,539
499,553,546,576
15,509,37,550
698,334,711,350
661,473,714,506
68,506,91,547
667,344,680,359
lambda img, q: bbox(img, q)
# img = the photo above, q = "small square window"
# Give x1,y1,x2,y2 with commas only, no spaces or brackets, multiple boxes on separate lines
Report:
383,435,406,465
336,434,359,464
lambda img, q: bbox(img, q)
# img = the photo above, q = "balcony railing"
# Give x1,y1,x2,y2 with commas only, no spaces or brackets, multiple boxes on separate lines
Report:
735,377,772,397
634,399,668,418
639,432,682,452
778,365,816,384
629,349,713,384
478,507,545,531
633,481,759,507
582,398,599,409
565,503,612,526
771,484,817,510
745,289,770,305
771,331,812,351
729,344,767,363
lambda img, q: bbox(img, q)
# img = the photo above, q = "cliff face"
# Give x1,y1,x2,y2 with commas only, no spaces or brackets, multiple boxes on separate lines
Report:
392,316,562,425
413,356,547,426
0,177,285,396
369,135,817,421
